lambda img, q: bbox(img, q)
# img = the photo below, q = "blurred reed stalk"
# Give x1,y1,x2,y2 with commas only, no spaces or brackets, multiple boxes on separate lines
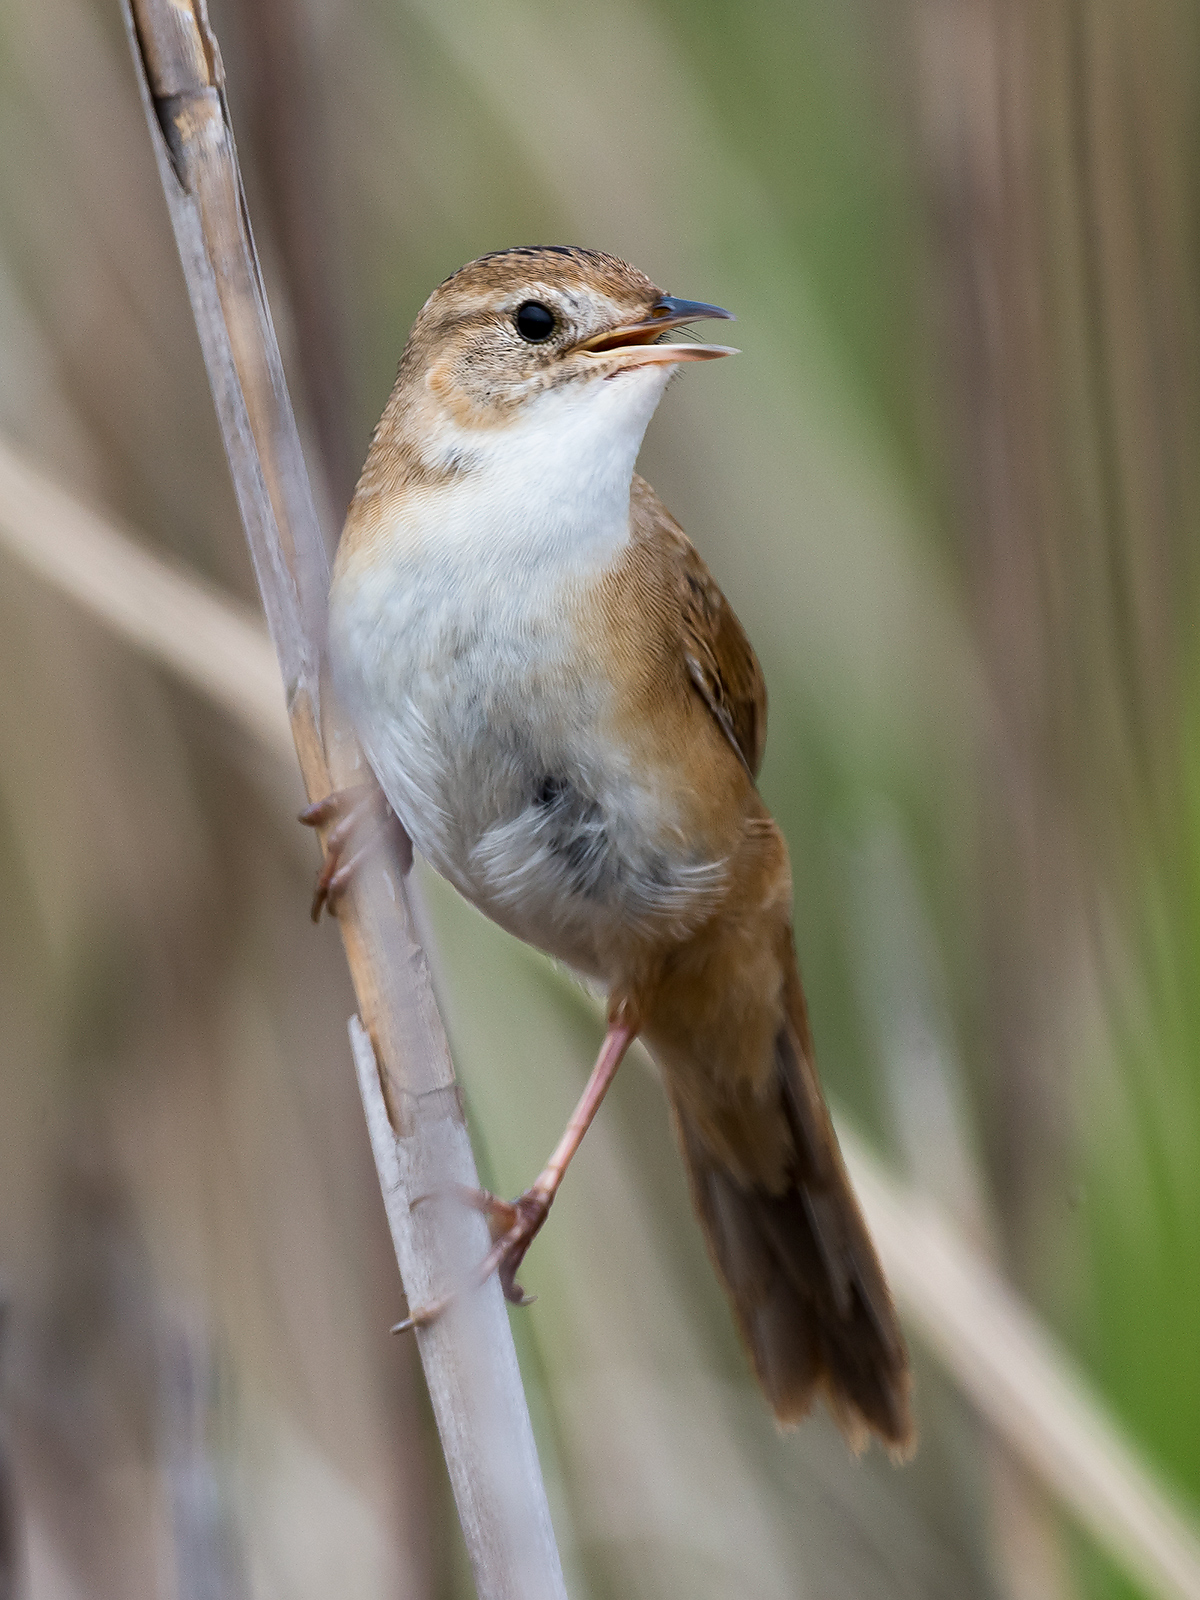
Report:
120,1,565,1595
235,0,360,514
4,435,1200,1600
914,0,1200,1591
916,0,1200,1277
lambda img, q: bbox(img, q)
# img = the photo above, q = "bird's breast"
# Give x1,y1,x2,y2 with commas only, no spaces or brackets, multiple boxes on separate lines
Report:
328,493,726,975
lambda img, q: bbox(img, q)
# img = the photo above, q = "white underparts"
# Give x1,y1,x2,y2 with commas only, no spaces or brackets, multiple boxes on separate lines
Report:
329,361,726,975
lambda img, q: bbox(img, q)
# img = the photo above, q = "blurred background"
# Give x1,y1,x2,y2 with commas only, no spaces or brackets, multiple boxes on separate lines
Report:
0,0,1197,1595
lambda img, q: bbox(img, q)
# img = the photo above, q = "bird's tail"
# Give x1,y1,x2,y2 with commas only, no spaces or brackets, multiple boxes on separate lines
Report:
659,962,915,1455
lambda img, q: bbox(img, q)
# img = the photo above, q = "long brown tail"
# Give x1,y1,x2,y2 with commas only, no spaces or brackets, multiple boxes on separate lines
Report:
663,966,915,1455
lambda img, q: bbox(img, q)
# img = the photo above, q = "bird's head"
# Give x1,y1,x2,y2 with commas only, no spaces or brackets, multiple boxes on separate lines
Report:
358,247,735,496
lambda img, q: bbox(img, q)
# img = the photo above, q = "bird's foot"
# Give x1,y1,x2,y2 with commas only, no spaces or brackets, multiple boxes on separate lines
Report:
391,1182,553,1334
299,784,413,921
456,1183,552,1307
390,1014,636,1335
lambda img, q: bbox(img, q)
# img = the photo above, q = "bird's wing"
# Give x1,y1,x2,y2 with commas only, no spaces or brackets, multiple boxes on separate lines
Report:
631,474,768,779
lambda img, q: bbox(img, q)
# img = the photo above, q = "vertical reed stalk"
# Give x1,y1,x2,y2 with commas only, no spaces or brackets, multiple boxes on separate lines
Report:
120,4,566,1595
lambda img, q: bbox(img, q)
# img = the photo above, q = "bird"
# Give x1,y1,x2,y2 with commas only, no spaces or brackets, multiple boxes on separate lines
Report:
313,245,914,1455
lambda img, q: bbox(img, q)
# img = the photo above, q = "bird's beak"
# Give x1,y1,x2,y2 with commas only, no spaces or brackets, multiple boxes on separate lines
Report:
577,296,738,365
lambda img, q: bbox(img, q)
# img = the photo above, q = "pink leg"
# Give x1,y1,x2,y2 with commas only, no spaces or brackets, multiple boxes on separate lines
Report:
394,1012,638,1330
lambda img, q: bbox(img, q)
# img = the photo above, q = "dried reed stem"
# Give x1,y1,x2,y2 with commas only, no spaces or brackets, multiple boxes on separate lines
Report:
118,4,566,1595
0,434,289,761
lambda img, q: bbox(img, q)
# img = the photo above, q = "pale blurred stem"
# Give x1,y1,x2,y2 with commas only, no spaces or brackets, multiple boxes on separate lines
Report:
236,0,360,512
120,4,566,1597
224,0,431,1566
910,10,1072,1590
917,0,1200,1593
919,0,1197,1266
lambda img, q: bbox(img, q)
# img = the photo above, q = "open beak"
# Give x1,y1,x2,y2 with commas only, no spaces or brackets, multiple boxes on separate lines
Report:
577,295,738,365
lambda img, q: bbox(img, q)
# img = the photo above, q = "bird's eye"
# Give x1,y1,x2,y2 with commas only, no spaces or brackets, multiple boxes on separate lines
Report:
515,301,556,342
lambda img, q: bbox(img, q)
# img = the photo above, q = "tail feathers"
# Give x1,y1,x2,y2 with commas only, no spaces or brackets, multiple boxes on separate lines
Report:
674,1020,915,1455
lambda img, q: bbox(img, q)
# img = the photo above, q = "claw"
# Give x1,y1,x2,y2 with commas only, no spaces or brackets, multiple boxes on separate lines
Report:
300,785,413,920
391,1184,551,1332
445,1184,520,1239
498,1260,538,1308
298,794,344,829
391,1292,453,1335
410,1183,514,1231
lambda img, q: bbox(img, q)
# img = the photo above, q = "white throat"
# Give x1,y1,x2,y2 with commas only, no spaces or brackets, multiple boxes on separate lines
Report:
410,362,674,578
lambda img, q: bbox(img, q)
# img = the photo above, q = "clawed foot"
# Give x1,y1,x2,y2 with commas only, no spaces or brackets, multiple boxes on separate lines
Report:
390,1012,637,1337
456,1183,552,1307
391,1182,552,1334
299,784,413,921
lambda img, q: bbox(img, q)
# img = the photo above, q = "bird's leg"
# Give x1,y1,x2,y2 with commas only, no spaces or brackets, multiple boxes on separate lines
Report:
394,1010,639,1331
299,784,413,921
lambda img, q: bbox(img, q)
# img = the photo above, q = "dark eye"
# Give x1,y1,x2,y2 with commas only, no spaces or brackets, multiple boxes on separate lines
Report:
515,301,556,342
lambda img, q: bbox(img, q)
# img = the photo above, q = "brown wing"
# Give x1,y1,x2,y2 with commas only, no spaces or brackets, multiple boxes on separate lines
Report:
631,474,767,779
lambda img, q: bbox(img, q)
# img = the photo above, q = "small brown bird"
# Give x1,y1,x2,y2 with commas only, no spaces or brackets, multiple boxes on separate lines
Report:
320,247,913,1453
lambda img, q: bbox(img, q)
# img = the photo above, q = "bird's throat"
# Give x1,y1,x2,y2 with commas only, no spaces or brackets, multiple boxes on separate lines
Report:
367,360,675,583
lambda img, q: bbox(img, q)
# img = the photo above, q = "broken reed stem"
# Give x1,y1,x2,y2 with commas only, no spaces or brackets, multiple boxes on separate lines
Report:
120,4,566,1596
